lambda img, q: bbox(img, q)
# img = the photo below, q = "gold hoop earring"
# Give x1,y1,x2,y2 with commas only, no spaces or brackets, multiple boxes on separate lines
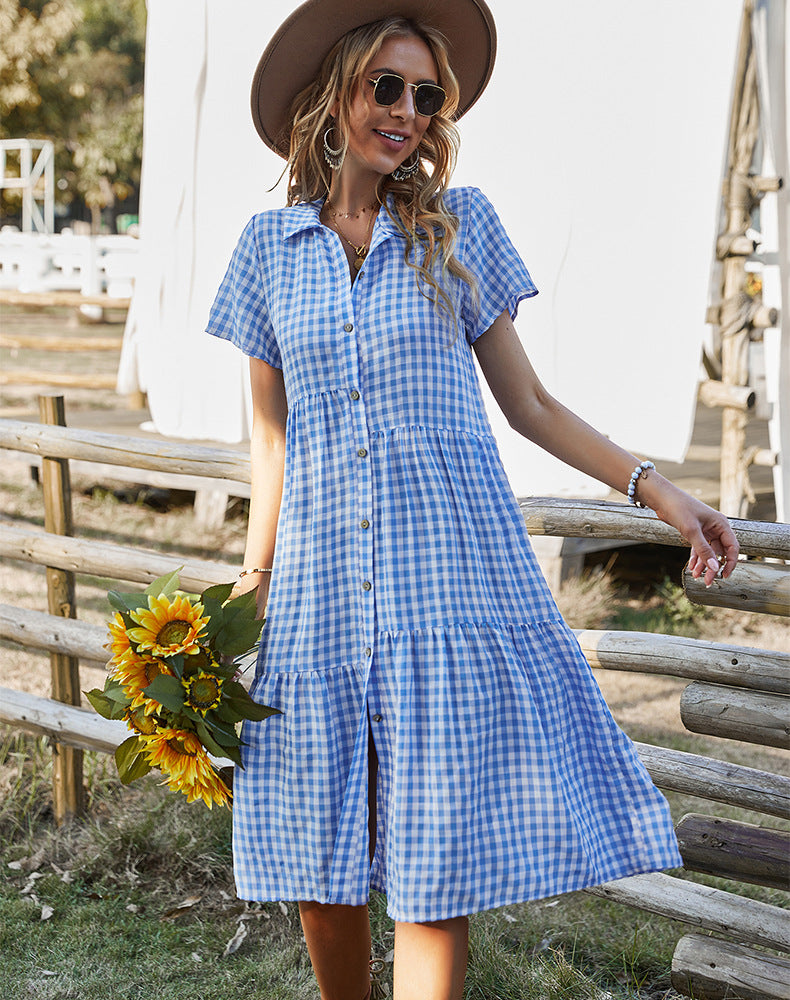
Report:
323,127,344,170
391,150,419,181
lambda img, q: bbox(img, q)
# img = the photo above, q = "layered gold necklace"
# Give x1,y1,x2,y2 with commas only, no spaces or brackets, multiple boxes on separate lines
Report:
325,200,379,271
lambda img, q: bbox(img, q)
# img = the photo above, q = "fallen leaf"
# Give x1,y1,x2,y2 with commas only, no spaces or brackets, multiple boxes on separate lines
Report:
160,895,202,921
7,861,23,871
39,971,57,977
222,920,248,957
278,901,288,917
191,952,203,963
126,903,139,913
40,905,54,921
22,872,46,895
50,864,74,884
502,913,517,923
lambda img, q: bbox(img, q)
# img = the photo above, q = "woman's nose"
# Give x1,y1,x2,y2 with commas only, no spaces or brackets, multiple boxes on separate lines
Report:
390,86,416,120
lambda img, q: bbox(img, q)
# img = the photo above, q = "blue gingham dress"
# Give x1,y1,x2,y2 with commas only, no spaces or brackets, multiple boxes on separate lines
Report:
207,187,682,922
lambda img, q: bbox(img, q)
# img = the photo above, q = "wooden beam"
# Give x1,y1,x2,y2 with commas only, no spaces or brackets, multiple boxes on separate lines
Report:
675,813,790,891
586,872,790,953
576,629,789,694
683,563,790,617
519,497,790,560
698,379,755,410
0,334,123,351
0,604,107,662
672,934,790,1000
680,681,790,749
0,290,130,308
634,741,790,820
0,686,126,754
0,523,238,592
0,419,251,483
39,395,85,823
1,371,118,389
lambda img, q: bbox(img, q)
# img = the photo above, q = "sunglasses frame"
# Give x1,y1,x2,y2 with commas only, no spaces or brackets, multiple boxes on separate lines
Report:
367,73,446,117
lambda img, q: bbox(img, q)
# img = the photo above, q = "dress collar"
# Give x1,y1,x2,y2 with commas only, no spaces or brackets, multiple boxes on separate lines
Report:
281,196,401,242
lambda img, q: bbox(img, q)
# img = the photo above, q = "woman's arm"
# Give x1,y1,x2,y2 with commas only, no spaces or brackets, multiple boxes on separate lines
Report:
236,357,288,618
472,310,739,586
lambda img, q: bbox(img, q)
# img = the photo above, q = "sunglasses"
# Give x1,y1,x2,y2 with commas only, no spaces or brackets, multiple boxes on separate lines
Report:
367,73,446,117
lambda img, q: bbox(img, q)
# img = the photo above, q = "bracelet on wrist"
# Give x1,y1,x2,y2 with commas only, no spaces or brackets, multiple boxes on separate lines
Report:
627,461,655,508
238,567,273,579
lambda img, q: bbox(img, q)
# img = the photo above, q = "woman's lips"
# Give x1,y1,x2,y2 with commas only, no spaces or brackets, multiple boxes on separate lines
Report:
374,129,408,152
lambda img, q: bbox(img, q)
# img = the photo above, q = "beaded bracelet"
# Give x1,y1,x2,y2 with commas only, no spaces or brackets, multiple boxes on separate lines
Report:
627,461,655,508
238,567,273,579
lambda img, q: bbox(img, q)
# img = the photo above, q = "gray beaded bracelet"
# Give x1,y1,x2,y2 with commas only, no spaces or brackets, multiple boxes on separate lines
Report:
627,461,655,508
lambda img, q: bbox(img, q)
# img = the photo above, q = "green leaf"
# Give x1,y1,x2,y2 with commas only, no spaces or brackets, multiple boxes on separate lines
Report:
115,735,150,785
223,681,282,721
142,673,186,713
108,589,147,614
84,688,115,720
202,581,235,604
143,568,183,600
194,719,230,759
213,621,264,657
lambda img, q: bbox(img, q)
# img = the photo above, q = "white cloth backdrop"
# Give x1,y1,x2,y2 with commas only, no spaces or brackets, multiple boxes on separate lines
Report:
121,0,744,497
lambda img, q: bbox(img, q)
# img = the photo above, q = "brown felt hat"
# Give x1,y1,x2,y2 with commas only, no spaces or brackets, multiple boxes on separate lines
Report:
251,0,497,158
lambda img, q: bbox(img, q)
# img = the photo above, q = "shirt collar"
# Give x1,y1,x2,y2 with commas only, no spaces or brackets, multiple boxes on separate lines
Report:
281,196,402,242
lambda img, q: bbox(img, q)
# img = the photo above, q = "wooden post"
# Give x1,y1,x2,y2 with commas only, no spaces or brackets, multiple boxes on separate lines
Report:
38,394,86,823
717,0,761,516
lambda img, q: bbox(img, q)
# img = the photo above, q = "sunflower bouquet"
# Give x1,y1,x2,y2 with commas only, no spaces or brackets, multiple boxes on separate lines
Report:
86,570,278,808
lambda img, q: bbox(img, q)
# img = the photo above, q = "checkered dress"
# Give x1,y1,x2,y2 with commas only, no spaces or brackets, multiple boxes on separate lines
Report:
207,187,682,921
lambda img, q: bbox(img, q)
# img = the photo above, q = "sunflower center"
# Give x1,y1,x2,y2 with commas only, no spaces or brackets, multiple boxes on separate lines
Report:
157,620,192,647
185,674,222,712
125,706,157,736
166,737,198,758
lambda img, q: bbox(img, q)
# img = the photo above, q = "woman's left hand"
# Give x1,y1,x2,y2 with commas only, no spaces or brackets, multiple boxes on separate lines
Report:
646,478,740,587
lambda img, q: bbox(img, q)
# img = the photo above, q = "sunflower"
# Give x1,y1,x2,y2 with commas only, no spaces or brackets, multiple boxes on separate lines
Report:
183,671,223,716
105,612,135,669
124,704,158,736
142,729,232,809
112,655,173,713
127,593,208,657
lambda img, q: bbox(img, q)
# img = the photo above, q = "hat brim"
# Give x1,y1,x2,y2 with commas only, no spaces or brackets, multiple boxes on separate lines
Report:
251,0,497,157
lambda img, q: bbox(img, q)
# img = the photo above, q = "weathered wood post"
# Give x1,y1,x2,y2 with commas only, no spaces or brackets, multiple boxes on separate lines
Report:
38,394,86,823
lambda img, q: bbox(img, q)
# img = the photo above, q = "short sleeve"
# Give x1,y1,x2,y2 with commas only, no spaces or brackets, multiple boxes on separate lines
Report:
206,216,282,369
458,188,538,345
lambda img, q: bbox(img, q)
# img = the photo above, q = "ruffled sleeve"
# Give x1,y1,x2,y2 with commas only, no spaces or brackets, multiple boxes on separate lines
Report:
457,187,538,345
206,216,282,369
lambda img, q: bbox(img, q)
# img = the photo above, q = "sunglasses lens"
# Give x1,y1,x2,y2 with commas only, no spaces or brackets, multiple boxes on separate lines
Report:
415,85,445,116
373,74,405,106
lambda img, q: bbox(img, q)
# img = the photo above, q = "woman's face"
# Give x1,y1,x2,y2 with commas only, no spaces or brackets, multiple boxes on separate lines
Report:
340,33,439,178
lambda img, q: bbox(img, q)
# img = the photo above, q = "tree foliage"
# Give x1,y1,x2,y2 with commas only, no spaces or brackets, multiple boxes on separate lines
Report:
0,0,146,228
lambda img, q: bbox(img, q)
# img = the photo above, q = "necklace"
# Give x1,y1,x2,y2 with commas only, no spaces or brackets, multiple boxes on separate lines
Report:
326,199,378,221
327,203,377,271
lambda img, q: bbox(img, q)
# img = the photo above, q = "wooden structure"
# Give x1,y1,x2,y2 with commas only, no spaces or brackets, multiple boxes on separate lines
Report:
0,402,789,996
703,0,783,518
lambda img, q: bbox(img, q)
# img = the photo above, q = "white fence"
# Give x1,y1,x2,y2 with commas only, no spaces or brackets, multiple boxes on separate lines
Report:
0,231,138,298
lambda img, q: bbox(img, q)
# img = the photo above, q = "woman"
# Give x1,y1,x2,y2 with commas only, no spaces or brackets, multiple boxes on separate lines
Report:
207,2,739,998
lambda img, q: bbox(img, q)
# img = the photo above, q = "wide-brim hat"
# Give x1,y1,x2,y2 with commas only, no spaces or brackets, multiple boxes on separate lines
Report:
251,0,497,158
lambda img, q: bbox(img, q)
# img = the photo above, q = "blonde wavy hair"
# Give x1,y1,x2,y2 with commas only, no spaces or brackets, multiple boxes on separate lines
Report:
285,16,476,323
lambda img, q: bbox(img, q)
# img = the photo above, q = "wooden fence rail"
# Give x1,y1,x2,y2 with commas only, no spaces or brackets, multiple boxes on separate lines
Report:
1,406,788,1000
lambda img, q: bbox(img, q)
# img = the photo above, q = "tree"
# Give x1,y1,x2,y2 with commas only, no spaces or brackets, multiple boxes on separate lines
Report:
0,0,146,231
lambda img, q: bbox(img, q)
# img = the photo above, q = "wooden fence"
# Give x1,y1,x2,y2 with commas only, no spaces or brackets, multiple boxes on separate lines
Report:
1,402,788,999
0,290,134,396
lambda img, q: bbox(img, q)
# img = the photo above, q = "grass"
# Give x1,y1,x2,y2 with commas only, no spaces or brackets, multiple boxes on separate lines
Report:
0,730,703,1000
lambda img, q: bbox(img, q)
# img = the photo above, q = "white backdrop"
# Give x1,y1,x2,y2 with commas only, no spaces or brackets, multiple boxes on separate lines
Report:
121,0,743,497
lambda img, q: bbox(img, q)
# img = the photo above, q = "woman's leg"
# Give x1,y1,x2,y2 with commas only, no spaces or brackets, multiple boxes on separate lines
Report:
298,901,372,1000
393,916,469,1000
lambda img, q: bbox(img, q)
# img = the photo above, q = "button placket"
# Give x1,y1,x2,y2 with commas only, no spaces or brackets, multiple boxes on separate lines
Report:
345,346,376,680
